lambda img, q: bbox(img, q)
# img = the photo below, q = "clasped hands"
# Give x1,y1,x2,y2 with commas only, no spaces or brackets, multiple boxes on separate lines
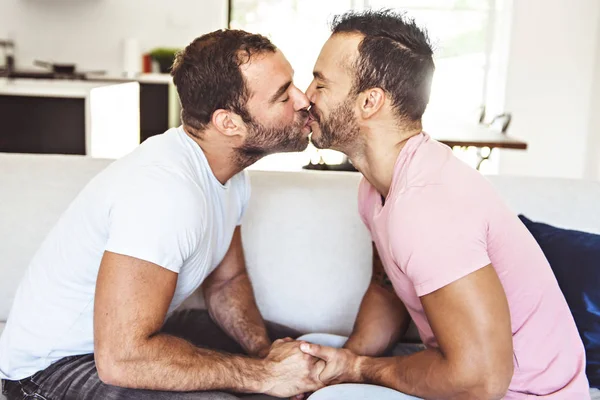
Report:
261,337,362,399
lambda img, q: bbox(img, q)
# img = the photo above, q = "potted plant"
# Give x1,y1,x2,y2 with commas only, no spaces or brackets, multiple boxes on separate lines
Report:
149,48,180,73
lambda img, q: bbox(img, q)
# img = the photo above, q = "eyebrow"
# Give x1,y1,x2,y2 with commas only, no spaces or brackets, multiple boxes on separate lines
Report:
269,80,292,103
313,71,330,83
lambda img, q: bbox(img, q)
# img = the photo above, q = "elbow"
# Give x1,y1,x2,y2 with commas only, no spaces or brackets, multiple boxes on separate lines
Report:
96,356,122,386
95,350,131,388
477,375,512,400
455,361,513,399
485,357,514,399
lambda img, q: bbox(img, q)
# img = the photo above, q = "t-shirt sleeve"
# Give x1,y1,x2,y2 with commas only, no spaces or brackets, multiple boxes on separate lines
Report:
236,170,251,226
389,186,491,297
105,169,204,273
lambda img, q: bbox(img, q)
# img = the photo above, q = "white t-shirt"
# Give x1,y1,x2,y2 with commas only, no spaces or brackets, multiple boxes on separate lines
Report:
0,126,250,380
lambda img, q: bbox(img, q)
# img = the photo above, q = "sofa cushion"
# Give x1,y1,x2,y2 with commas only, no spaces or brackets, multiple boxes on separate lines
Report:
519,215,600,388
0,154,114,321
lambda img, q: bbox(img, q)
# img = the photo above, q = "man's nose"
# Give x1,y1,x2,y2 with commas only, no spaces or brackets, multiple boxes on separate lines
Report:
295,90,310,111
305,80,317,104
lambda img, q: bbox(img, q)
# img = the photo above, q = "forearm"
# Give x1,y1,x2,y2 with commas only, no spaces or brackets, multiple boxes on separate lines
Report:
206,272,271,357
344,283,410,357
98,332,266,392
357,348,488,399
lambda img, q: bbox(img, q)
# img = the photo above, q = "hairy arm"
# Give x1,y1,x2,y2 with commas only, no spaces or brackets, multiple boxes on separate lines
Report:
343,242,411,356
202,226,271,358
94,251,270,392
357,265,514,399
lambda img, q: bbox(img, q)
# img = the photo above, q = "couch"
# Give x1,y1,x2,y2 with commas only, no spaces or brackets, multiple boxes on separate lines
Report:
1,152,599,399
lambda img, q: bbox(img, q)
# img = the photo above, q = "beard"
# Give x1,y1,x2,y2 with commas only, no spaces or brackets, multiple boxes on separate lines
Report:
310,98,359,150
234,109,309,167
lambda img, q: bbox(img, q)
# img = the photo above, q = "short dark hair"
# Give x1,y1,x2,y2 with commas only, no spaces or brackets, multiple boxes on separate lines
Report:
331,9,435,122
171,30,277,132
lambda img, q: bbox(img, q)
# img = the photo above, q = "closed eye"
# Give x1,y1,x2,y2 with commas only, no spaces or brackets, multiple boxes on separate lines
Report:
316,86,324,90
281,97,290,103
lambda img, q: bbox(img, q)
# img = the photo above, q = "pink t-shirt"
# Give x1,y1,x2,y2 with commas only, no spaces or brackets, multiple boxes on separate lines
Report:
358,132,589,398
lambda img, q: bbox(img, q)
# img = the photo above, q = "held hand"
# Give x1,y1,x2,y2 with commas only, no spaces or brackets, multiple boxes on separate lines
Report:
255,337,293,358
261,339,326,398
299,343,362,386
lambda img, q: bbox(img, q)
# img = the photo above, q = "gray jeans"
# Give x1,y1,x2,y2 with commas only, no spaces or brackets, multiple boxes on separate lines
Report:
1,309,299,400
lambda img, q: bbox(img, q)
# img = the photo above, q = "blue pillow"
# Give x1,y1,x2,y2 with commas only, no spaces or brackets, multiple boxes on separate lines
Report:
519,215,600,388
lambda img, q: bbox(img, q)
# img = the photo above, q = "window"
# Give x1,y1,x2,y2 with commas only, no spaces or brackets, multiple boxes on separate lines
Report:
367,0,496,125
230,0,354,92
369,0,505,174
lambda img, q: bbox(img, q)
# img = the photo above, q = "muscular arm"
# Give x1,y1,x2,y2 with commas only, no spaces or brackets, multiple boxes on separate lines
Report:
343,242,411,356
94,251,266,392
357,265,514,399
202,226,271,358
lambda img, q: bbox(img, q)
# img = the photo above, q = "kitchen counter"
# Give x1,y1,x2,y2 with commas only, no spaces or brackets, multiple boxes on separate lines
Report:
0,78,140,159
0,72,180,146
0,77,124,98
85,72,173,84
84,73,180,142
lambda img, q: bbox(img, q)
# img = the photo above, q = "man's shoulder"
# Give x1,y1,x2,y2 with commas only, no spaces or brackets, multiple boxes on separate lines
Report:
112,127,198,175
390,163,499,232
108,162,207,225
402,138,498,200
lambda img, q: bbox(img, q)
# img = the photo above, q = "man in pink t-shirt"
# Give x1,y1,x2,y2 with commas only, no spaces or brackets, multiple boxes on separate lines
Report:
299,9,590,399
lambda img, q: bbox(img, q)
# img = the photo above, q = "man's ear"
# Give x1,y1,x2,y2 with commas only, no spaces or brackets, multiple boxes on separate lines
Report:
357,88,385,119
212,109,244,137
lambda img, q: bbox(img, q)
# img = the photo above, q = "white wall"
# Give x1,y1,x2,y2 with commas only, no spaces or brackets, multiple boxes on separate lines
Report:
0,0,228,75
498,0,600,180
584,20,600,181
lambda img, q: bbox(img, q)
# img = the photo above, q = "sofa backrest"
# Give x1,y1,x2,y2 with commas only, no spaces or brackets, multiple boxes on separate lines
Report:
1,153,599,336
485,175,600,235
241,170,371,335
0,154,113,322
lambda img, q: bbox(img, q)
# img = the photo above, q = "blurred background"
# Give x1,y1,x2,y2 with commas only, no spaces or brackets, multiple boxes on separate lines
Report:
0,0,599,181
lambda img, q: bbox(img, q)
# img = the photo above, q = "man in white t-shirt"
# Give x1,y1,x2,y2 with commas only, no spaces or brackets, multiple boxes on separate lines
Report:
0,30,323,400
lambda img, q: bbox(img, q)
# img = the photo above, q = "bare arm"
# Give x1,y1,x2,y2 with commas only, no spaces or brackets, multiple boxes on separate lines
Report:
343,242,411,356
203,226,271,358
358,265,514,399
94,251,322,396
94,251,266,392
303,265,514,399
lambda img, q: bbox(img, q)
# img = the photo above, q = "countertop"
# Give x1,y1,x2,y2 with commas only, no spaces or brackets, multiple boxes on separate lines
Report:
0,78,127,98
85,73,173,84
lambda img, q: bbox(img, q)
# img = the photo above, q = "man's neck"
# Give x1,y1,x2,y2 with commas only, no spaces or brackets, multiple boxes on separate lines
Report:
183,126,245,185
347,121,422,198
